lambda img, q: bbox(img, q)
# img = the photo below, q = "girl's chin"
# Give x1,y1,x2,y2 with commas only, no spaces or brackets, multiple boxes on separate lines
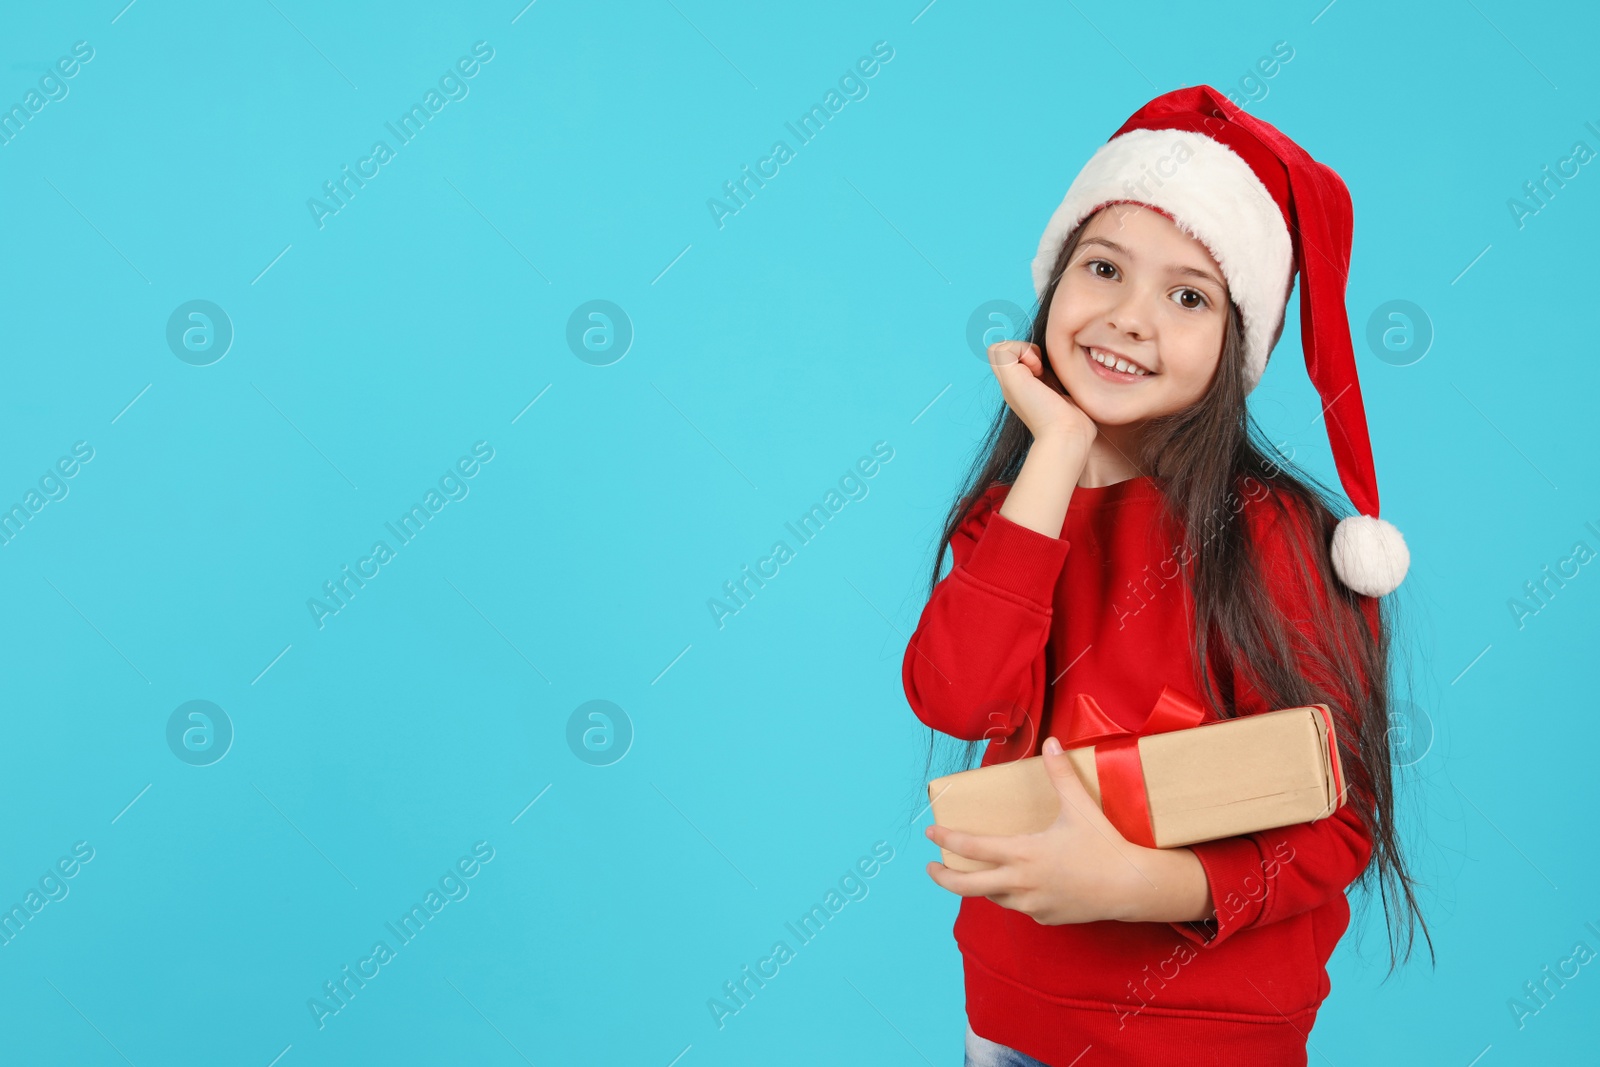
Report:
1063,383,1149,425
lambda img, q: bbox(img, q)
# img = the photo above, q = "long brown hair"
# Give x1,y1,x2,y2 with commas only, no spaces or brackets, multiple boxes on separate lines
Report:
908,209,1434,974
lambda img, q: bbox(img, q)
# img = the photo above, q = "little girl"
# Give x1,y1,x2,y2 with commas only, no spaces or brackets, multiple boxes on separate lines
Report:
902,86,1433,1066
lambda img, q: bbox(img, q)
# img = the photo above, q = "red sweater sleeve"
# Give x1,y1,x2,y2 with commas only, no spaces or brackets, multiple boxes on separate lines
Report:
901,483,1073,742
1167,496,1379,948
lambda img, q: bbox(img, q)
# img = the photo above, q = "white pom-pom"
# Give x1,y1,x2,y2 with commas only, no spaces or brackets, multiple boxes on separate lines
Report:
1330,514,1409,597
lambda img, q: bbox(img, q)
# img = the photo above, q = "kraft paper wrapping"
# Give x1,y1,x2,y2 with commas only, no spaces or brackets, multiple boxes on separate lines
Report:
926,705,1346,873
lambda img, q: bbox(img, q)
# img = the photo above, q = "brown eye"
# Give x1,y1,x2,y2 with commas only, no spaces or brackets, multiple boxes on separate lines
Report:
1087,259,1118,279
1173,288,1208,310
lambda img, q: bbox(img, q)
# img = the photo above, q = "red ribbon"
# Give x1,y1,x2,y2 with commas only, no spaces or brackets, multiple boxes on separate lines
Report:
1058,685,1208,848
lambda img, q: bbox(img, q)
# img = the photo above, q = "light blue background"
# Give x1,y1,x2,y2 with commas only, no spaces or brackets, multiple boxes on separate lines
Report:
0,0,1595,1063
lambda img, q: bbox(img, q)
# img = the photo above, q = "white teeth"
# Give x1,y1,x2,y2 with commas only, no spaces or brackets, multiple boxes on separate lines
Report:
1088,347,1149,376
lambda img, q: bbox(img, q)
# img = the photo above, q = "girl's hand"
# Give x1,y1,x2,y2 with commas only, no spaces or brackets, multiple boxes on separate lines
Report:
987,341,1098,452
923,736,1159,925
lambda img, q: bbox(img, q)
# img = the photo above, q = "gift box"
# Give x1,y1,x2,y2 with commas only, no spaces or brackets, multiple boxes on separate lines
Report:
926,686,1348,872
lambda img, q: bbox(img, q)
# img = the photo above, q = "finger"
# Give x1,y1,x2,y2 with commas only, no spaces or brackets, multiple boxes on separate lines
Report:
926,859,1024,899
1040,757,1128,843
1044,756,1103,820
983,890,1027,913
986,340,1035,368
928,824,1026,865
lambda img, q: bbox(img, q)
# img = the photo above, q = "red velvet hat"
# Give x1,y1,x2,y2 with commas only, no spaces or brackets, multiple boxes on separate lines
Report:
1032,85,1408,597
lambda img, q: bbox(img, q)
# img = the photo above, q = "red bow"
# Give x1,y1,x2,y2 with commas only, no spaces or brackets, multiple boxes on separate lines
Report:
1057,685,1208,848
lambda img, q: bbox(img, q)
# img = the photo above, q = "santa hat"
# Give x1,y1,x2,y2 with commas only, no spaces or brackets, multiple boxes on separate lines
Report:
1032,85,1408,598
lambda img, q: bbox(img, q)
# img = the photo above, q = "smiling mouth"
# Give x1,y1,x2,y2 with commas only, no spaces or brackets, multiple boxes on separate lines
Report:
1081,344,1155,382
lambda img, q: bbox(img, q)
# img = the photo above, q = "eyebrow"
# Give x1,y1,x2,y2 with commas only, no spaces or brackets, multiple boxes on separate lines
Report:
1078,237,1227,293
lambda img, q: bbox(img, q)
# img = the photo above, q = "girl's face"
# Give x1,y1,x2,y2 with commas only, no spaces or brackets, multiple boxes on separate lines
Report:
1044,203,1230,429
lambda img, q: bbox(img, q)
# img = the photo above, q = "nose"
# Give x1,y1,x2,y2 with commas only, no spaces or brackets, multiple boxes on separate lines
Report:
1105,285,1154,341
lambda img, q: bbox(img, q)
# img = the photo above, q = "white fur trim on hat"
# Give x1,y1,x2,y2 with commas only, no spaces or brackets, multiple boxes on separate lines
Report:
1032,128,1295,392
1330,514,1409,597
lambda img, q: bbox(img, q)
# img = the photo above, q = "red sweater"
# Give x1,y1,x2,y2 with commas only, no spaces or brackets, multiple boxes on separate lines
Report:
903,475,1379,1067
